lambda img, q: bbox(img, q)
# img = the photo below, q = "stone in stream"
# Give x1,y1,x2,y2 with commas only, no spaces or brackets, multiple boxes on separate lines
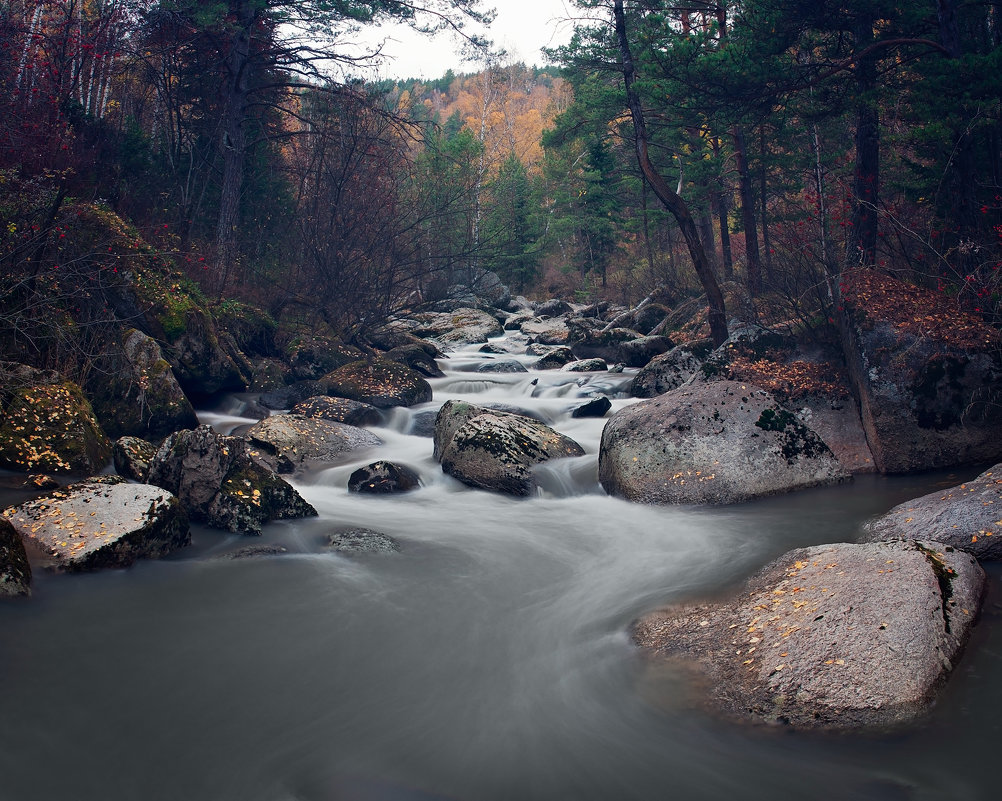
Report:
562,358,608,373
348,461,421,494
320,359,433,408
571,397,612,419
1,517,32,596
860,463,1002,560
292,396,383,428
244,414,382,473
632,540,985,731
148,425,316,535
533,346,576,370
326,527,400,554
476,360,528,374
599,379,848,505
113,435,158,482
434,400,585,497
3,476,189,572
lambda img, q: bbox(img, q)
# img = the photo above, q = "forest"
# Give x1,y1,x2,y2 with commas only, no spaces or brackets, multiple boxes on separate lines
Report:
1,0,999,373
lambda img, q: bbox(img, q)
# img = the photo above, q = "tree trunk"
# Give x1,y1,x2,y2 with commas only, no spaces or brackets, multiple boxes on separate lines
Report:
613,0,727,346
733,126,762,293
846,11,879,268
215,1,256,296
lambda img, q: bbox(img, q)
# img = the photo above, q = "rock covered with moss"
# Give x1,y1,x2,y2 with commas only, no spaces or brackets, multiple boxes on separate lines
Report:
633,540,985,730
3,476,189,572
88,328,198,440
244,414,382,473
861,463,1002,560
147,425,316,535
0,363,112,475
434,400,585,496
599,380,847,505
1,517,31,596
321,359,432,409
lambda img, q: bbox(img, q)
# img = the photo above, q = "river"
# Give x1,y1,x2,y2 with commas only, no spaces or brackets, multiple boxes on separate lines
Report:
1,336,999,801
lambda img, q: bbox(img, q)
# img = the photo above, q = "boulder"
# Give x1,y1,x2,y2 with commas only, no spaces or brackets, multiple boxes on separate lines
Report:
599,380,848,505
383,343,445,378
0,363,112,475
434,400,585,496
113,436,158,482
535,299,573,317
3,476,189,572
167,307,249,396
840,270,1002,473
321,359,433,409
407,307,503,346
571,397,612,418
246,357,290,392
214,301,278,358
861,463,1002,560
504,310,535,331
148,425,317,535
291,396,382,428
327,527,400,554
617,335,674,368
88,328,198,440
569,327,644,363
0,518,31,596
469,270,512,309
244,414,382,473
631,346,704,398
476,360,528,374
561,358,607,373
520,317,571,345
533,346,576,370
286,334,365,382
347,461,421,494
633,540,985,730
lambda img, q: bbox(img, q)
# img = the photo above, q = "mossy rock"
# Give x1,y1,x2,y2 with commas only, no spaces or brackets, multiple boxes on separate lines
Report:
214,301,278,358
321,359,432,409
0,365,112,475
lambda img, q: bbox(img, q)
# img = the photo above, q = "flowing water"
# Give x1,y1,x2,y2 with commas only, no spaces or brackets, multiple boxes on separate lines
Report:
1,337,1000,801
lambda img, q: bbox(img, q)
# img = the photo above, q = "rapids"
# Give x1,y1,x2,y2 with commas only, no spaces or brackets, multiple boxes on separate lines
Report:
1,336,999,801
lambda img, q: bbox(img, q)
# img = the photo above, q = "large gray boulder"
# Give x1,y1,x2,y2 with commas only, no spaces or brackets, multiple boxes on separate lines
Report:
0,518,31,596
599,380,848,504
617,335,674,368
244,414,382,473
861,463,1002,560
148,425,316,535
633,540,985,730
520,317,572,345
434,400,585,496
3,476,189,572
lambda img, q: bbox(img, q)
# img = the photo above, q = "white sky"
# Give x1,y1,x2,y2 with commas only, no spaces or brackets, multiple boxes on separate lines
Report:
349,0,580,80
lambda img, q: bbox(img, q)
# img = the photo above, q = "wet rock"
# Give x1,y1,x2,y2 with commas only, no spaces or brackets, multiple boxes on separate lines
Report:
0,363,112,475
88,328,198,440
617,335,674,368
533,346,576,370
1,517,31,596
476,360,528,374
327,527,400,554
571,397,612,418
292,396,382,428
434,400,585,496
167,307,249,396
244,415,382,473
520,317,571,345
348,461,421,494
216,544,289,560
631,345,704,398
384,342,445,378
321,359,433,409
113,436,158,482
504,311,534,331
861,463,1002,560
569,326,643,363
633,540,985,730
148,425,316,535
408,410,438,438
407,307,503,346
287,334,365,382
535,299,573,317
561,358,607,373
479,342,509,354
599,379,848,505
4,476,189,572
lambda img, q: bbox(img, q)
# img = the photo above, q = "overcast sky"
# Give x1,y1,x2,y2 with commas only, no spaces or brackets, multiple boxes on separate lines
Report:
348,0,581,80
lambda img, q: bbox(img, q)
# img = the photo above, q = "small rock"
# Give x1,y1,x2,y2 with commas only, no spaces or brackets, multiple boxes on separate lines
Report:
476,360,528,374
562,358,607,373
348,461,421,494
571,397,612,418
113,436,158,482
327,527,400,554
292,396,383,427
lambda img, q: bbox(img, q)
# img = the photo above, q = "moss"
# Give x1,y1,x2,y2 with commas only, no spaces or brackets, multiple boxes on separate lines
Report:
755,407,829,464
